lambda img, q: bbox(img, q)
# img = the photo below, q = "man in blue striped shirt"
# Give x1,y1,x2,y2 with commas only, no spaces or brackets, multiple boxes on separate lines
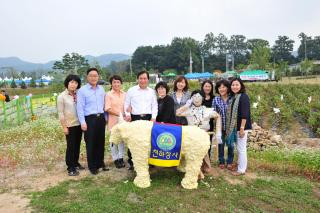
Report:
77,68,109,175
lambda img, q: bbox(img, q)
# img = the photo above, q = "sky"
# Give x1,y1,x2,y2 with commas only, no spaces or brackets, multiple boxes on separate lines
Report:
0,0,319,63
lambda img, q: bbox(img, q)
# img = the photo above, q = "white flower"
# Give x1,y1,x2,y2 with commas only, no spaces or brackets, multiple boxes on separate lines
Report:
53,93,58,97
257,96,261,101
253,102,258,108
308,96,312,104
280,95,284,101
273,108,280,114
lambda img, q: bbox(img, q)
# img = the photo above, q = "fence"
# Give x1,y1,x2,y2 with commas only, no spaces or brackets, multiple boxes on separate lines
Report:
0,94,58,128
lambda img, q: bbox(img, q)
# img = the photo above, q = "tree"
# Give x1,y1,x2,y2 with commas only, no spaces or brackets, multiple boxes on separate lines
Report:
39,79,45,87
247,39,269,52
276,61,289,80
29,78,36,88
20,81,27,89
10,80,17,88
53,53,89,76
20,71,26,79
215,33,228,56
272,36,295,64
227,35,249,65
298,33,320,61
167,37,201,73
300,59,314,76
249,44,271,70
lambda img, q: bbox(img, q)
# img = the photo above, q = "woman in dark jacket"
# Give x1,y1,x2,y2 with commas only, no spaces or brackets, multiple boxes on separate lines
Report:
155,81,176,124
226,78,251,176
200,80,215,158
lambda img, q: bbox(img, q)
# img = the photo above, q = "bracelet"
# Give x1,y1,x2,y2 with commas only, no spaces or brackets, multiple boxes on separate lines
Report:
240,127,245,129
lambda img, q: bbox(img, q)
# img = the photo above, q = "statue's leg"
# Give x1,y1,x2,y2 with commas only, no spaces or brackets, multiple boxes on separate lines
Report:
176,155,186,173
181,148,205,189
128,141,151,188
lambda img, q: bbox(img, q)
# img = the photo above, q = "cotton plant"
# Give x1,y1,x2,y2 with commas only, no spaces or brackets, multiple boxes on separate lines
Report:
308,96,312,104
253,102,258,109
273,108,281,114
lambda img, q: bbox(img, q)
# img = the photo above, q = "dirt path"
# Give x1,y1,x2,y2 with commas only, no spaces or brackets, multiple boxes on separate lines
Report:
0,158,129,213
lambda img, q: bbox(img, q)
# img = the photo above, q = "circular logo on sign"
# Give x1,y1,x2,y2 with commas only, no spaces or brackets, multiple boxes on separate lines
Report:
156,132,176,151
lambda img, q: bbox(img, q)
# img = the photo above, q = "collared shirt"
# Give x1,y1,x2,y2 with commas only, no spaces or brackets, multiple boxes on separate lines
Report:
105,89,126,130
57,89,80,127
77,83,106,125
124,85,158,119
212,96,230,131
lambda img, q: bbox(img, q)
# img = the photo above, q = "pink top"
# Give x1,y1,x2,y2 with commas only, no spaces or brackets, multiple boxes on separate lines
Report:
105,89,126,130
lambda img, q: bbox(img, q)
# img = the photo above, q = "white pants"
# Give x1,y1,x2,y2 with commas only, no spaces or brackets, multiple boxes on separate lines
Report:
236,131,248,173
110,142,125,161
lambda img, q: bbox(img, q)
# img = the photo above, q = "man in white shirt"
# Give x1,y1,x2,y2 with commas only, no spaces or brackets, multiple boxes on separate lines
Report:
124,70,158,170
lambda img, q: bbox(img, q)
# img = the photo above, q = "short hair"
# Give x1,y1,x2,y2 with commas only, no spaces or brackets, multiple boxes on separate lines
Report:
87,67,99,75
201,80,214,99
173,76,189,92
137,70,149,79
155,81,170,94
190,89,204,105
64,74,81,89
191,89,204,98
109,75,123,84
230,77,246,94
215,79,231,94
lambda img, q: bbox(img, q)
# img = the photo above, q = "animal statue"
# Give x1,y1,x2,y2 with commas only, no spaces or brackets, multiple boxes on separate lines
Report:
109,120,212,189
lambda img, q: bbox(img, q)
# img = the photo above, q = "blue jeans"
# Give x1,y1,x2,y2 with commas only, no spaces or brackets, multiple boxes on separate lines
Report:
218,132,234,165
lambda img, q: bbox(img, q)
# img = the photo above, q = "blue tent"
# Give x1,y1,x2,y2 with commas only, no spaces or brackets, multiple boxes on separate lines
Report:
184,72,214,79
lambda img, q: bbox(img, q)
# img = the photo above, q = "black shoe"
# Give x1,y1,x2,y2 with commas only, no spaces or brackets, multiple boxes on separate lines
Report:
119,158,126,168
68,170,79,176
128,164,134,171
90,169,99,175
114,160,121,169
75,164,85,170
102,166,110,171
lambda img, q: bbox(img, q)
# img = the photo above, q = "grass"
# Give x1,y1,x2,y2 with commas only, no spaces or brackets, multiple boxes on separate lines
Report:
0,117,318,212
30,169,320,213
248,148,320,178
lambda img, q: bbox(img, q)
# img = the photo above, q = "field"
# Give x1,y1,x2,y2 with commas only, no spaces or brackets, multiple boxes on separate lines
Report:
0,80,320,212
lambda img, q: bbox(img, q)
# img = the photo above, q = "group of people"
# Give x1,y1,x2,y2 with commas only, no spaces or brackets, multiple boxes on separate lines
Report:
57,67,251,177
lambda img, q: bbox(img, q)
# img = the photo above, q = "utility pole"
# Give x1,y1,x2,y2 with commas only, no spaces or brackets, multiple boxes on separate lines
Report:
189,50,193,73
304,39,307,60
201,55,204,73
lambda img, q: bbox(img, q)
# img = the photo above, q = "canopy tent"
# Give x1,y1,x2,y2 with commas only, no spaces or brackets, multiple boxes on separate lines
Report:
240,70,269,81
162,72,176,77
221,70,239,79
184,72,214,79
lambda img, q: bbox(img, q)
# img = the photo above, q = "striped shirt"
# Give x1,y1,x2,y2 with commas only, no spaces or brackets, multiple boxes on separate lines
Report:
212,96,230,131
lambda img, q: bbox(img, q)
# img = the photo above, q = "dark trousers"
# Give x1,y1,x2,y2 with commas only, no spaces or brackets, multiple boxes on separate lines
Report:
84,114,106,171
127,114,152,166
65,125,82,171
218,131,234,165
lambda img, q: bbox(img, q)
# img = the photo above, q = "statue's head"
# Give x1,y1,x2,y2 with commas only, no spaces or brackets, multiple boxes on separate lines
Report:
109,123,123,144
191,90,204,107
